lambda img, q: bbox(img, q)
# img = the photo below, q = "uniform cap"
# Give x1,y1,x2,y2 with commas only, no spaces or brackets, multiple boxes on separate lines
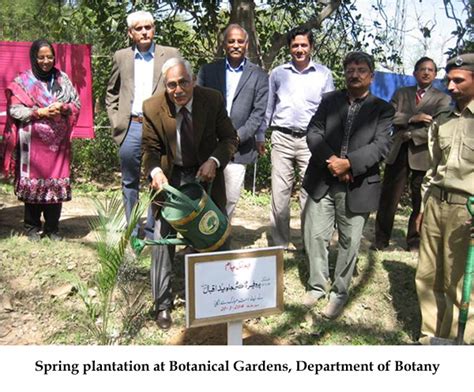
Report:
445,53,474,73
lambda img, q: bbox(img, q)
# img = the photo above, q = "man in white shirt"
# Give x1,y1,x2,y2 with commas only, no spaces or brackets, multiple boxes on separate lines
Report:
264,27,334,250
106,10,180,239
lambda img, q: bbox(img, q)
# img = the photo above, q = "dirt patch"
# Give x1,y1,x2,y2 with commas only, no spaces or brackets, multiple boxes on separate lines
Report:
0,190,419,345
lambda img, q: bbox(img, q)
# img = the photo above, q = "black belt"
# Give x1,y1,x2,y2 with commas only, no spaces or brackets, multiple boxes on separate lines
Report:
131,115,143,123
431,186,470,205
273,126,307,138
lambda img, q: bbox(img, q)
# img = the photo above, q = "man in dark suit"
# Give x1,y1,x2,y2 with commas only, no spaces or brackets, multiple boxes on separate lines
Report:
302,52,394,319
106,10,180,239
142,58,238,329
374,57,451,251
197,23,268,219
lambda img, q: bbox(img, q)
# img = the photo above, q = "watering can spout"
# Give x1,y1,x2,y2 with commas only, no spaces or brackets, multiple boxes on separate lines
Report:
131,236,146,255
129,182,230,254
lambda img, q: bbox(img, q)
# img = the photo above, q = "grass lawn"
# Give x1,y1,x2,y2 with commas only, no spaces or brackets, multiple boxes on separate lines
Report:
0,185,421,345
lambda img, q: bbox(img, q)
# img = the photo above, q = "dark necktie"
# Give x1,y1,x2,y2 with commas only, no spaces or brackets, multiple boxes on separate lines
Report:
416,88,425,105
179,107,196,167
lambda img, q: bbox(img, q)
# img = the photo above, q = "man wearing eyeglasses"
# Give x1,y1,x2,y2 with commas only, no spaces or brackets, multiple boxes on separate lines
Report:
302,52,394,319
106,10,180,240
373,57,451,252
142,58,238,330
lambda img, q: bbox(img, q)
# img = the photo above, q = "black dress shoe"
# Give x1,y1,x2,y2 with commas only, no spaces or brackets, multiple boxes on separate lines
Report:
44,232,62,241
26,228,42,242
156,309,172,330
369,242,388,251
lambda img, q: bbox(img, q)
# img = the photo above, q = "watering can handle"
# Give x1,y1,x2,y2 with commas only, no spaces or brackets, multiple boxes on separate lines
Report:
194,176,213,195
162,184,196,209
467,196,474,220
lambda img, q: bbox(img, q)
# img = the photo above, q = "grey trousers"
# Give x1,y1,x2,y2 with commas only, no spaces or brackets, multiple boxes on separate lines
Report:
270,131,310,247
303,183,368,301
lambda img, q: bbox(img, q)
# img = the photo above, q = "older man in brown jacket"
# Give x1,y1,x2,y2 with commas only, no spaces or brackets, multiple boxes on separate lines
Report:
141,58,238,330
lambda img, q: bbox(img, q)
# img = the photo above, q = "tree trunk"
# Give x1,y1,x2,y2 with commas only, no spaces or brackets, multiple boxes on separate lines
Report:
228,0,261,65
226,0,343,69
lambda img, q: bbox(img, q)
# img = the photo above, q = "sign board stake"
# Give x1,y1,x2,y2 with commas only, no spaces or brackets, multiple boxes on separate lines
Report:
227,320,243,345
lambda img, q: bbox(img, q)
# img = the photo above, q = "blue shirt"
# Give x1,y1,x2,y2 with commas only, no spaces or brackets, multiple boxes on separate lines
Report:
265,60,334,131
225,58,246,115
131,43,155,116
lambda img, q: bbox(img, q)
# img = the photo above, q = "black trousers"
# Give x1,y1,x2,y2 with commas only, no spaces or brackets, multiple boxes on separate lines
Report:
375,143,425,248
151,168,229,311
24,203,62,234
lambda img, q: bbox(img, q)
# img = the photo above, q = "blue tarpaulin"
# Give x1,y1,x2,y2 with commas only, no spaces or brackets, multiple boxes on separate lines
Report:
371,71,448,102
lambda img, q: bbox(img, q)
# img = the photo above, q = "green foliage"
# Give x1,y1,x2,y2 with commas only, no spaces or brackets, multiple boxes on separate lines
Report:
1,0,467,184
71,112,119,182
66,191,153,344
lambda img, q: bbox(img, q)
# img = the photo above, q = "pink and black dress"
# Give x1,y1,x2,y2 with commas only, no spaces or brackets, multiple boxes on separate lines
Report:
2,68,80,237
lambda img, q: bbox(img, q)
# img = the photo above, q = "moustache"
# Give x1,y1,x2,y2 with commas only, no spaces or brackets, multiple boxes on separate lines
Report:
349,78,361,83
174,92,187,98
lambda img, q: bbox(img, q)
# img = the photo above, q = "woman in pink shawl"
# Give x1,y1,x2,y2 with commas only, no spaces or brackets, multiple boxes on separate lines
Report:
1,39,80,240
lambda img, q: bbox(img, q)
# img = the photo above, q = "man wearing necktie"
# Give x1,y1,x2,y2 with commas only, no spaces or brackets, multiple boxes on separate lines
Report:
373,57,451,252
141,58,238,330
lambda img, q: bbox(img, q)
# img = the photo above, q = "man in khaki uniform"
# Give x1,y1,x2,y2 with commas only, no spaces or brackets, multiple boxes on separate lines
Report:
416,53,474,344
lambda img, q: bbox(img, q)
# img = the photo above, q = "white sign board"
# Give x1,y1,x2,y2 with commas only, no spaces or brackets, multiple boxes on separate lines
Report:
185,247,284,328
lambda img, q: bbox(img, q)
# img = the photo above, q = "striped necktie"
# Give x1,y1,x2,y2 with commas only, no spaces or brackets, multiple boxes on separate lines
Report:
179,107,197,167
416,88,425,105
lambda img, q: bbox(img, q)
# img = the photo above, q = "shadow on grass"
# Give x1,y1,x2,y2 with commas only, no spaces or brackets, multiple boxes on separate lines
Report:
268,302,409,345
346,252,377,307
0,205,23,239
382,259,421,341
0,204,94,239
284,241,378,301
245,251,390,345
230,224,270,249
171,322,282,345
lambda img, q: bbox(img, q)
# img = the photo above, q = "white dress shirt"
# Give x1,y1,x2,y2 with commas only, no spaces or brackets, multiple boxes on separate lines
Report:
131,43,155,116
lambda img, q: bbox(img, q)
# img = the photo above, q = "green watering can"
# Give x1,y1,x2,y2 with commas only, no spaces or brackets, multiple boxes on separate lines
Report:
131,182,230,255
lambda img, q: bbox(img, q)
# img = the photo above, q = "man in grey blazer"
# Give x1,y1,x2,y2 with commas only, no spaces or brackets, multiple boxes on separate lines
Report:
197,23,268,219
373,57,451,251
105,10,180,238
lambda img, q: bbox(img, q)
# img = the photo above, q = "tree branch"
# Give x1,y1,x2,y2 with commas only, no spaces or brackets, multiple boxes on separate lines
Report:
262,0,342,69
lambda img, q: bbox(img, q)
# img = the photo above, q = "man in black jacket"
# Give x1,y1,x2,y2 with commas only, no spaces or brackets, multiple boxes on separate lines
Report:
302,52,394,319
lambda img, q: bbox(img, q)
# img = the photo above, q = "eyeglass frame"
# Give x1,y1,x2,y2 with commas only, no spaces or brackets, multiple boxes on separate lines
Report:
165,79,192,90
